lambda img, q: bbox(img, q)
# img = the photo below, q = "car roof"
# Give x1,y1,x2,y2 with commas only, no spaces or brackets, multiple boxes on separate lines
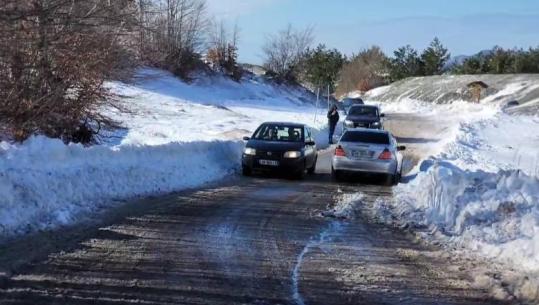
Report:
262,122,306,128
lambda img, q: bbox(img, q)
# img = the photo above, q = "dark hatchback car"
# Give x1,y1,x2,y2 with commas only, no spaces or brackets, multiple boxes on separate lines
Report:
343,105,385,131
242,122,318,179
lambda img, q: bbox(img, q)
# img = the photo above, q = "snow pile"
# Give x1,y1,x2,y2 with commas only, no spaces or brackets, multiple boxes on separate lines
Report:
395,113,539,265
444,115,539,176
0,68,326,239
361,79,539,300
321,193,364,220
0,137,242,237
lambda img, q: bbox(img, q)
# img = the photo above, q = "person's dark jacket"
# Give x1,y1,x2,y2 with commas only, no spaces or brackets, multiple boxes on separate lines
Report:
327,108,340,126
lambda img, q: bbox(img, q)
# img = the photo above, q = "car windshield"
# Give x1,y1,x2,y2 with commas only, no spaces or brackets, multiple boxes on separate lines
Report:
348,106,378,116
341,131,389,145
252,124,304,142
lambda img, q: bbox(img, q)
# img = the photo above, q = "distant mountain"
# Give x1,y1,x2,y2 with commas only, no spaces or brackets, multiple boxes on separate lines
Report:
444,50,493,70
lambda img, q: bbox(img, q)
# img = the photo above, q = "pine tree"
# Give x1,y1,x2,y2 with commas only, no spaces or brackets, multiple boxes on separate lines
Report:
390,45,423,81
421,37,450,75
303,44,345,92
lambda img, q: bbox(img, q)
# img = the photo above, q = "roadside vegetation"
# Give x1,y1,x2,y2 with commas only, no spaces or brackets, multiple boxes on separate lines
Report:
0,0,242,144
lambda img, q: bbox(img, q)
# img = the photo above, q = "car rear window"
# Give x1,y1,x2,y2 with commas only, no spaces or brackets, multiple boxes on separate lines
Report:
341,131,389,144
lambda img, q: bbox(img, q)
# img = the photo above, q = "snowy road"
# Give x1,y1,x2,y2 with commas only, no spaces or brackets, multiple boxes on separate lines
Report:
0,115,516,305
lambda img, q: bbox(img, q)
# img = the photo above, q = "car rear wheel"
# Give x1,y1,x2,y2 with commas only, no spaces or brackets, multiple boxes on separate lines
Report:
331,168,341,181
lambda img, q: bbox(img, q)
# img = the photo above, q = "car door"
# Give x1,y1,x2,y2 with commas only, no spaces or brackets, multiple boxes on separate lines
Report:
304,127,316,167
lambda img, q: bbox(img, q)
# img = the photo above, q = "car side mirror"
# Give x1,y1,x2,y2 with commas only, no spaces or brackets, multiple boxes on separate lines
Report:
380,113,386,117
397,145,406,151
306,140,316,146
243,136,250,141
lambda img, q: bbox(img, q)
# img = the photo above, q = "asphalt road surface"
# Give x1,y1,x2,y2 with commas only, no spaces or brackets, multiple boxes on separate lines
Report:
0,114,515,305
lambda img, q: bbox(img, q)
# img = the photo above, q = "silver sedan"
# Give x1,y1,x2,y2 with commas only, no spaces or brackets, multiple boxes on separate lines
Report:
331,128,406,185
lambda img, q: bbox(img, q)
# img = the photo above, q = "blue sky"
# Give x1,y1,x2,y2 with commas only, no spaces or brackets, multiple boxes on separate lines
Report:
206,0,539,64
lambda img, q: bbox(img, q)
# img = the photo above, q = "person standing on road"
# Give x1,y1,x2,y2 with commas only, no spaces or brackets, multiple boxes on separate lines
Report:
327,104,339,144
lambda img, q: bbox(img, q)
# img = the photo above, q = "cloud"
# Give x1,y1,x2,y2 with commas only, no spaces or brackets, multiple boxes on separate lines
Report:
206,0,283,19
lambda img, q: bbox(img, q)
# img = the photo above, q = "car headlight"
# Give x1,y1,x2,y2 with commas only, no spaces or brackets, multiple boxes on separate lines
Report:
283,151,302,158
371,122,381,127
243,147,256,156
344,120,354,127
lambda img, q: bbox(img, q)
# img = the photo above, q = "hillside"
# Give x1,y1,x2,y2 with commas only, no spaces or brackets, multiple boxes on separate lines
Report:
363,74,539,113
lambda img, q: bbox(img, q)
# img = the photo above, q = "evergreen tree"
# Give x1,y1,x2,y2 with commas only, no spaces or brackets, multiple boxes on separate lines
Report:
421,37,450,75
303,44,345,93
390,45,423,81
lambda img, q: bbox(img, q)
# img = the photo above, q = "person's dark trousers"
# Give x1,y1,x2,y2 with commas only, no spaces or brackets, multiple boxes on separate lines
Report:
329,122,336,144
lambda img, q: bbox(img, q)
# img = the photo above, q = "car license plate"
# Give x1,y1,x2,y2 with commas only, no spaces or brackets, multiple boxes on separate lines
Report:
351,150,372,159
259,159,279,166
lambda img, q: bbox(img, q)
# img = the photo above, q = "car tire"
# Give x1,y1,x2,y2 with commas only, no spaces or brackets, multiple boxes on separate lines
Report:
394,172,401,185
384,174,395,186
307,156,317,174
331,168,341,181
242,166,252,177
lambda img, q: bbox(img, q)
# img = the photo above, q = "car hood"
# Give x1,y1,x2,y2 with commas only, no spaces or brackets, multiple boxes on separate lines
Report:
345,115,380,123
246,140,304,151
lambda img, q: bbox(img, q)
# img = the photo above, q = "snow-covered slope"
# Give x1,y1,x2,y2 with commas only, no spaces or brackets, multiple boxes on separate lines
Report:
0,68,327,240
363,74,539,114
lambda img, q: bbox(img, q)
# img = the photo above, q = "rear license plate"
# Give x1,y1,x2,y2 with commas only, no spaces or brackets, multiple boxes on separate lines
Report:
259,159,279,166
351,150,373,159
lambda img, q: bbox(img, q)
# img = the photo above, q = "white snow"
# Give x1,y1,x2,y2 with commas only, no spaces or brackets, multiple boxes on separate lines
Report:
105,68,328,146
0,68,327,239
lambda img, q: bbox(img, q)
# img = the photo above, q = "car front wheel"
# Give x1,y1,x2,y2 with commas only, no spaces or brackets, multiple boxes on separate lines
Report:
307,156,317,174
242,166,252,176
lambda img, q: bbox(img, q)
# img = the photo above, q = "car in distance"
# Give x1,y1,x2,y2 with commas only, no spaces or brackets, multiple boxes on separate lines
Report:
331,128,405,185
242,122,318,179
341,97,364,114
343,105,385,131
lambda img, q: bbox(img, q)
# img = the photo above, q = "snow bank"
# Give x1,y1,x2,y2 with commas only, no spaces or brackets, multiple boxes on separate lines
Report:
361,79,539,300
396,160,539,268
367,112,539,301
0,137,242,237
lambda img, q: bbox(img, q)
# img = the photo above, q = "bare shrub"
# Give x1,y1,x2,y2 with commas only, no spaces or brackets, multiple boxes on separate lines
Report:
206,21,242,81
0,0,138,143
336,46,390,97
138,0,208,79
262,24,314,82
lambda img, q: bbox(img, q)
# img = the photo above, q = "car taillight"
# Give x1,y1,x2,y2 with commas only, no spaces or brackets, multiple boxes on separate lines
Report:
335,146,346,157
378,149,392,160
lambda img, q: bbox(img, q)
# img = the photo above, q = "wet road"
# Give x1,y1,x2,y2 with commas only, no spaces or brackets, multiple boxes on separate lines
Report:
0,114,514,305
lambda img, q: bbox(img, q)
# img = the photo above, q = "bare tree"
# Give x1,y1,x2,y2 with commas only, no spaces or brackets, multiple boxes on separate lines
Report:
206,20,241,80
262,24,314,82
0,0,138,143
336,46,390,97
138,0,208,78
